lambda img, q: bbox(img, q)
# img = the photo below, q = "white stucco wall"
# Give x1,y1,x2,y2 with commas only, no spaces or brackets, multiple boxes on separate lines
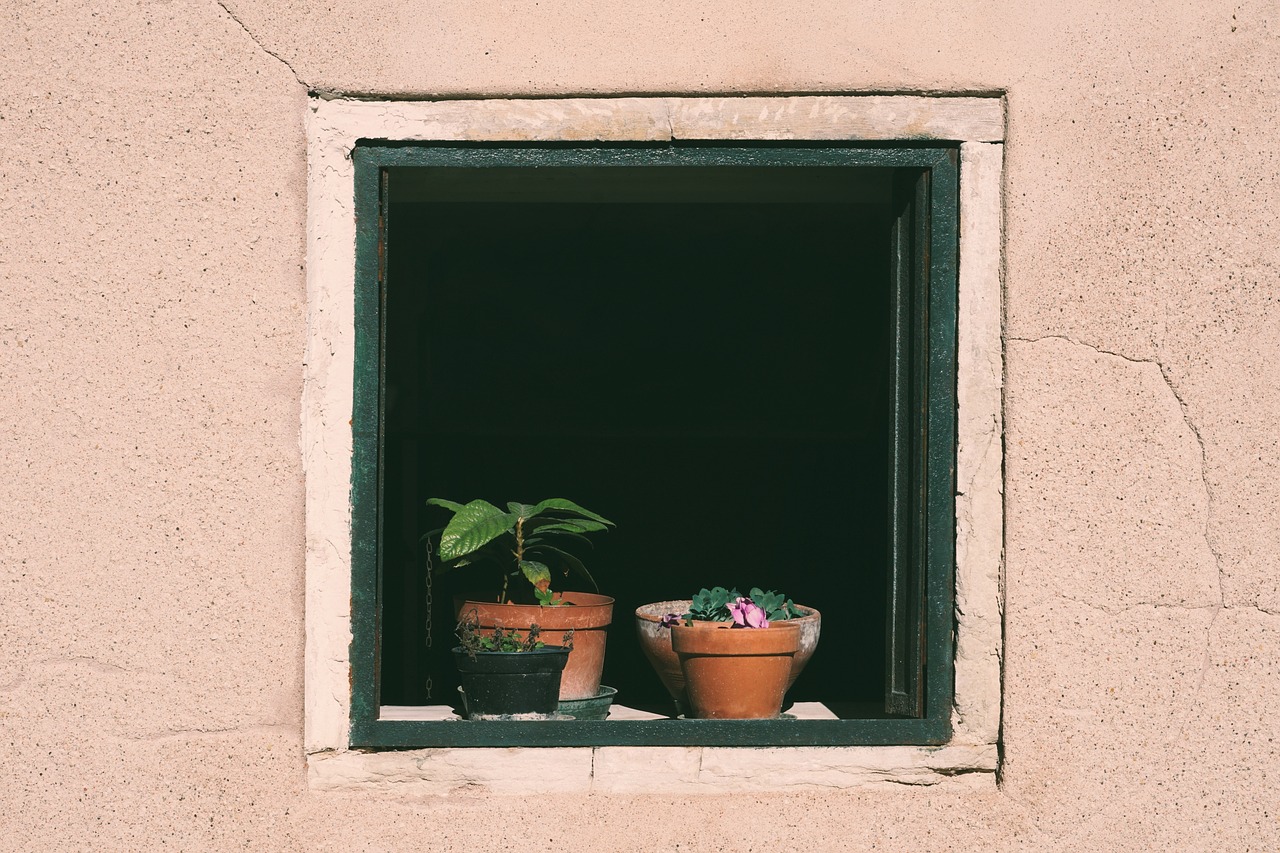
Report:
2,0,1277,848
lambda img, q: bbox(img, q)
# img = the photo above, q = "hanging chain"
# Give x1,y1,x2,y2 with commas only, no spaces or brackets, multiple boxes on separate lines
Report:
424,537,434,701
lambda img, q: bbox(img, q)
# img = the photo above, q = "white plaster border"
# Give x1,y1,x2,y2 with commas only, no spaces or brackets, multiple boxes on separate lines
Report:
303,96,1005,793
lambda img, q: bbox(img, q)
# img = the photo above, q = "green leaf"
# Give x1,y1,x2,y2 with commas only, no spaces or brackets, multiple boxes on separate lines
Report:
748,587,799,621
529,519,609,535
435,549,503,576
426,498,469,514
519,560,552,592
507,502,536,519
531,498,614,526
536,530,594,548
531,589,571,607
690,586,736,621
526,543,598,592
438,499,515,561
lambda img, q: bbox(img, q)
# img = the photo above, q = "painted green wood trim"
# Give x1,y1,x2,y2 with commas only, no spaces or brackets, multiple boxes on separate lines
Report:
348,142,961,749
350,149,383,726
351,717,951,749
362,144,953,171
884,167,928,717
922,149,959,729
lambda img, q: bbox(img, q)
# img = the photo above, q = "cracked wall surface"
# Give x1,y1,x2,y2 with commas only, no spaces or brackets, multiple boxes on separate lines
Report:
2,0,1279,848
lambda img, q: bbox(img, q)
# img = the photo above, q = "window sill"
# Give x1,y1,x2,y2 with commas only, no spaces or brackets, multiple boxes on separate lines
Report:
378,701,836,722
354,703,951,748
308,742,998,794
309,703,996,794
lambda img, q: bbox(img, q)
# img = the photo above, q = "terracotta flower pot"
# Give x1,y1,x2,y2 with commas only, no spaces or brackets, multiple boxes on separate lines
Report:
454,592,613,700
635,600,821,716
670,621,801,719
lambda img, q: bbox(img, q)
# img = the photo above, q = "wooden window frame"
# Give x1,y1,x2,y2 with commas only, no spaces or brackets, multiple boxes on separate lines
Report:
347,143,958,749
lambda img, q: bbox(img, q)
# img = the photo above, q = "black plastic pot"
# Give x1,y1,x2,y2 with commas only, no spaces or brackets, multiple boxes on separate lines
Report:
452,645,571,718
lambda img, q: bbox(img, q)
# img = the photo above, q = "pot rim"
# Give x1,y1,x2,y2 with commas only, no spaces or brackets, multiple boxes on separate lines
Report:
450,644,572,655
670,620,801,655
458,591,615,609
635,600,821,623
455,592,615,631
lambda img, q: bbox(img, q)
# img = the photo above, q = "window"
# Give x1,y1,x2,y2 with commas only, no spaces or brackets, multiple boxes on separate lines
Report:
304,97,1003,784
348,142,957,748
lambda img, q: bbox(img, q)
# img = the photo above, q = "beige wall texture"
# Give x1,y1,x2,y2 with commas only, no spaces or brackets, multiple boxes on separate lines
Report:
1,0,1277,849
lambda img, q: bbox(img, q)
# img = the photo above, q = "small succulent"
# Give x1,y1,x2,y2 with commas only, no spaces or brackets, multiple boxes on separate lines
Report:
665,586,803,628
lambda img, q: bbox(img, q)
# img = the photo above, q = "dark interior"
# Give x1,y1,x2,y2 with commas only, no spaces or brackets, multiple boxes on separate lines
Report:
379,164,896,717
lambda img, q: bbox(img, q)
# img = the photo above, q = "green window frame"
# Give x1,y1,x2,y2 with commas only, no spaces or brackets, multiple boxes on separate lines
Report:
348,143,958,749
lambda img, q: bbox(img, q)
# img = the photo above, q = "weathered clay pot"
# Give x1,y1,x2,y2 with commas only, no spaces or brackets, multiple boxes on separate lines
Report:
635,600,821,716
455,592,613,700
670,621,801,719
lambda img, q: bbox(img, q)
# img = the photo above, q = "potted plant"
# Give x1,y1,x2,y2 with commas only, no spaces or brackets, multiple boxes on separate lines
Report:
635,587,822,718
452,610,573,719
427,498,615,702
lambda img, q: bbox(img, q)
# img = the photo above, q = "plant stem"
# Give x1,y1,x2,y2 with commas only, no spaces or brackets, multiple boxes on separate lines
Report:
499,517,525,605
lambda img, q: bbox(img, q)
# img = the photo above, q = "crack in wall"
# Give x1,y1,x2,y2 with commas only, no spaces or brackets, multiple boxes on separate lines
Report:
1009,333,1225,608
1154,361,1225,609
1,655,132,694
1043,593,1280,620
1169,605,1226,744
1010,334,1236,746
957,416,1000,498
1048,592,1220,617
214,0,305,88
125,722,296,742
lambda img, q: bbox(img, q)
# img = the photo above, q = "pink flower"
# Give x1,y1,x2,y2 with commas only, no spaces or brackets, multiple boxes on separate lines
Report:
728,597,769,628
659,613,684,628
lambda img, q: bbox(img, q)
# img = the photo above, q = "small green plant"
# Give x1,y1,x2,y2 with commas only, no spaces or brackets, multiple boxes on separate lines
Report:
427,498,614,605
454,610,575,659
662,586,803,629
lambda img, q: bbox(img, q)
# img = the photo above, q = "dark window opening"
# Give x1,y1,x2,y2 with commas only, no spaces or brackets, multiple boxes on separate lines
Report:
381,166,893,716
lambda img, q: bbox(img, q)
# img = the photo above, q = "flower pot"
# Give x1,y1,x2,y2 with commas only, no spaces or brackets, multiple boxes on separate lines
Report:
635,600,821,716
455,592,614,700
670,621,801,719
452,645,571,718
